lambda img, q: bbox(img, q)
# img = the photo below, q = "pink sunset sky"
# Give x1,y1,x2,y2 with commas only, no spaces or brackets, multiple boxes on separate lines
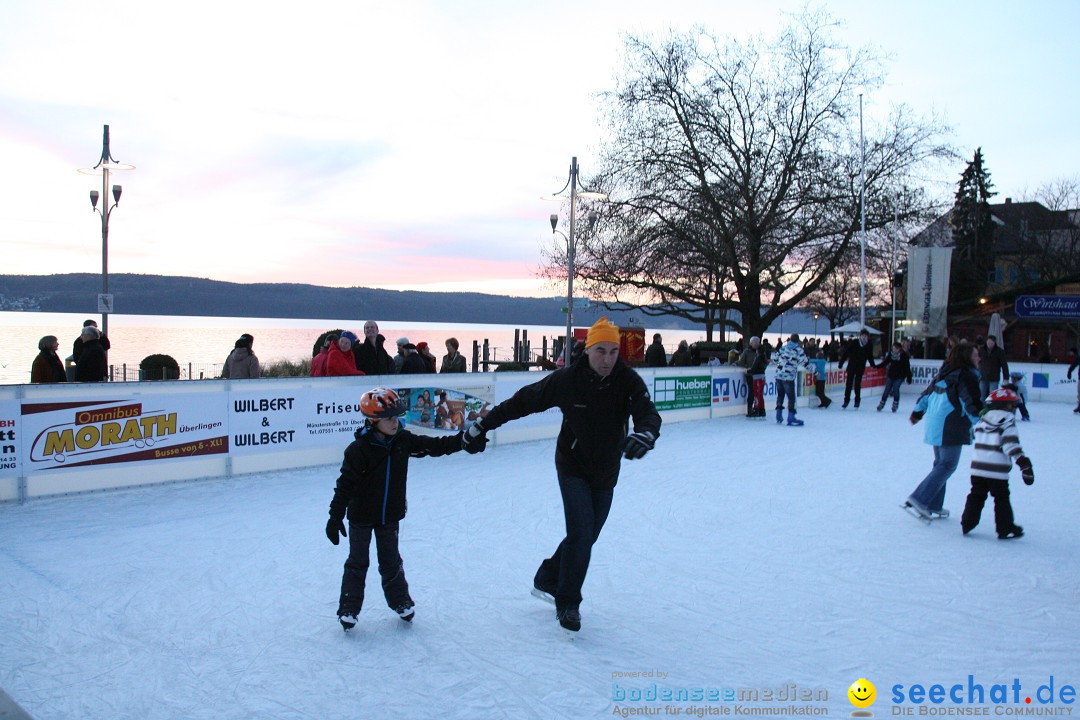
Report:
1,0,1078,298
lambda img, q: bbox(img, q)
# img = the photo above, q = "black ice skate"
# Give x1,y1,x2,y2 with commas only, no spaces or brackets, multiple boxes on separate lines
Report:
394,601,415,622
338,613,358,631
556,606,581,633
998,526,1024,540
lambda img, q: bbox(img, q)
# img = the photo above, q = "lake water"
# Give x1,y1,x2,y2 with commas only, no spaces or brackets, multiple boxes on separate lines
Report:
0,312,717,385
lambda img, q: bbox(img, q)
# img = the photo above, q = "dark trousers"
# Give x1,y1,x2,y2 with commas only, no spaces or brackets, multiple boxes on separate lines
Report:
775,379,797,413
534,473,613,611
338,521,411,615
961,477,1016,535
844,369,865,404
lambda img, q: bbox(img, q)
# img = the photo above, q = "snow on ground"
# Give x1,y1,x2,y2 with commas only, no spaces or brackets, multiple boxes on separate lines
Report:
2,401,1079,720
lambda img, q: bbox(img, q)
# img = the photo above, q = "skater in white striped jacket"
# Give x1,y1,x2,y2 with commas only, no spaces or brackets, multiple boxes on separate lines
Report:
960,387,1034,540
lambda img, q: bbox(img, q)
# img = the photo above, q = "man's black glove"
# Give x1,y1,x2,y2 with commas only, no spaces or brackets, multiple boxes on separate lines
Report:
1017,456,1035,485
326,517,347,545
621,430,656,460
462,419,488,454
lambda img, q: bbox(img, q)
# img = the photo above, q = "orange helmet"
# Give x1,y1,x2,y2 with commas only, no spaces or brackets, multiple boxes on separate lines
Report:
360,387,407,419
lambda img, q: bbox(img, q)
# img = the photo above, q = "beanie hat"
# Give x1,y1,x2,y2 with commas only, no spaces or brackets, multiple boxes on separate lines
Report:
585,317,620,348
396,337,410,346
416,341,429,352
339,331,358,344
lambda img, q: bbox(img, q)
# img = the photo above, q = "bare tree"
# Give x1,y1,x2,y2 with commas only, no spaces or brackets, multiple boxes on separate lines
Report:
551,12,950,341
1015,177,1080,282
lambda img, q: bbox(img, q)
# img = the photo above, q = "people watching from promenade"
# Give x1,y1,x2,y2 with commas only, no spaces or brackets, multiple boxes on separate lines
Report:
355,321,395,375
74,326,108,382
326,332,366,377
399,343,430,374
311,333,338,376
415,342,438,373
394,337,410,373
31,335,66,384
440,338,467,373
72,318,109,371
224,334,261,379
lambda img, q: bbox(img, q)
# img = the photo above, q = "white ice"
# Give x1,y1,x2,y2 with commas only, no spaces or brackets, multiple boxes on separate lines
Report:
2,401,1079,720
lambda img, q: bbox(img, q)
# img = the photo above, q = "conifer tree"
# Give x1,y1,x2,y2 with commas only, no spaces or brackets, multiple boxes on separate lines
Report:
949,148,996,304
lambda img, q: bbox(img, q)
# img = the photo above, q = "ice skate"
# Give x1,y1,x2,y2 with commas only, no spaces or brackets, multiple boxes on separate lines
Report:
928,508,950,520
338,613,358,631
786,412,804,427
556,606,581,633
876,401,885,412
775,407,783,424
531,582,556,605
393,600,415,622
998,526,1024,540
901,499,932,525
892,400,899,412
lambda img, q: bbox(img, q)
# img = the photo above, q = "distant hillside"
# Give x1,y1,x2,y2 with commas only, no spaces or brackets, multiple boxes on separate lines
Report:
0,273,703,330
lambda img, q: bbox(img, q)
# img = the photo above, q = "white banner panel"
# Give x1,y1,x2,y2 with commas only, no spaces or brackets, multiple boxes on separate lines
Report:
906,246,954,338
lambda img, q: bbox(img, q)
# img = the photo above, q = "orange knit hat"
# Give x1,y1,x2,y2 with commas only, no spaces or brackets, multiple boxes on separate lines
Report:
585,316,620,348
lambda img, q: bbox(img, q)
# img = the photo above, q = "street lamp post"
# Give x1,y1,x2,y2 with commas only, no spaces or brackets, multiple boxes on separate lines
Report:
78,125,134,353
545,157,606,366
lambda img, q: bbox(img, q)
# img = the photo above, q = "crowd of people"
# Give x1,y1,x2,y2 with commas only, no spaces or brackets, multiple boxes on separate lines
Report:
30,318,111,384
307,321,469,378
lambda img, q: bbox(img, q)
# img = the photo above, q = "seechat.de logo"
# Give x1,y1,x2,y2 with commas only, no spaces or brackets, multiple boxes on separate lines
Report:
849,678,877,717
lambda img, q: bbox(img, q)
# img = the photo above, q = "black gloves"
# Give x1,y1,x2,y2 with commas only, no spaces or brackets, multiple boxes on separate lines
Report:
1017,456,1035,485
621,430,656,460
909,411,924,425
462,419,488,454
326,517,347,545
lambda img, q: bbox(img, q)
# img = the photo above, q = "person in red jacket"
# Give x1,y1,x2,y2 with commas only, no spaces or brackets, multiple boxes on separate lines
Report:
310,333,338,377
325,331,365,377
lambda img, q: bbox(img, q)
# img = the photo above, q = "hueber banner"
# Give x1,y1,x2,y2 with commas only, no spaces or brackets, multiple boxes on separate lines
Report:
906,246,953,338
22,394,228,474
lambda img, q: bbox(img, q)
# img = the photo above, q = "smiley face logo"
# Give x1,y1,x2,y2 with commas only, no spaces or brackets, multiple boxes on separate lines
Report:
848,679,876,709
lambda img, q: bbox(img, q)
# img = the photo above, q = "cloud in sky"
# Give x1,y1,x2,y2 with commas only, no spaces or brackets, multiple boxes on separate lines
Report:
2,0,1079,297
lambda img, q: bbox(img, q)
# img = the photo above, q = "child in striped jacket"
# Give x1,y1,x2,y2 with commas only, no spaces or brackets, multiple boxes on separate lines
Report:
960,387,1034,539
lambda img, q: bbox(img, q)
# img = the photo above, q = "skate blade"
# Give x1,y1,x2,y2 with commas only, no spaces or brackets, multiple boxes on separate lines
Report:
531,587,556,605
900,503,932,525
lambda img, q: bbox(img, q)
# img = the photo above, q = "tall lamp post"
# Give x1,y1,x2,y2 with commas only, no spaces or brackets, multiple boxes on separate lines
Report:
545,157,606,366
78,125,134,350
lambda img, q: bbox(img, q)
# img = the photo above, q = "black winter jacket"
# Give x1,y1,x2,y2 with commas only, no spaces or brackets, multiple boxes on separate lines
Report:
881,350,913,382
328,426,462,526
839,339,876,372
480,356,662,490
354,335,395,375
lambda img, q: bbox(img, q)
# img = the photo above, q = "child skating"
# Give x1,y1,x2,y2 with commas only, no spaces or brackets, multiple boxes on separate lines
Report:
961,387,1034,539
325,387,484,631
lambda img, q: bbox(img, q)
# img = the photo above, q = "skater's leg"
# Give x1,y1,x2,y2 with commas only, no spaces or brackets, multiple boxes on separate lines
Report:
844,371,855,405
339,522,374,616
552,473,613,611
745,371,755,415
373,522,412,611
909,445,962,511
852,370,864,406
961,478,990,533
988,480,1017,536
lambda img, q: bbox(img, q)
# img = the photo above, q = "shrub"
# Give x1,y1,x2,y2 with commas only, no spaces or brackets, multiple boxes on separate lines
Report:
493,362,527,372
312,329,346,358
140,354,180,381
262,359,312,377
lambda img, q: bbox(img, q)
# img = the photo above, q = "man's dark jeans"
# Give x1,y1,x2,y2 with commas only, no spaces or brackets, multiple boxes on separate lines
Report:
534,473,613,611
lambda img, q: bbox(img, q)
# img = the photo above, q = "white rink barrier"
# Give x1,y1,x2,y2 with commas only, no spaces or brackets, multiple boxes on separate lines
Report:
1,361,1073,502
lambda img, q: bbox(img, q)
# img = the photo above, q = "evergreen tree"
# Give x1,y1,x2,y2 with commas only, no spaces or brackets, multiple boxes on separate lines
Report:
949,148,997,304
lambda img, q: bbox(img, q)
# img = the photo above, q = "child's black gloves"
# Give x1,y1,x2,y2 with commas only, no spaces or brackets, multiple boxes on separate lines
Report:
326,517,347,545
909,411,924,425
1017,456,1035,485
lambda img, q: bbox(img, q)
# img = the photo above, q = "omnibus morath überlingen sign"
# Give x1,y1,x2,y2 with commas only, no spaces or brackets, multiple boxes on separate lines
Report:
1013,295,1080,320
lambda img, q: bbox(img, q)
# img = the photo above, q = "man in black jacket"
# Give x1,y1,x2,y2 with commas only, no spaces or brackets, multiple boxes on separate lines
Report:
978,335,1010,400
463,317,661,633
354,320,396,375
74,326,108,382
838,328,877,408
644,333,667,367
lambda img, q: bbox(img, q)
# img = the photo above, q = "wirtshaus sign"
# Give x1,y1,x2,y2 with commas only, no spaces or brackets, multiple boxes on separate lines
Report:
653,375,712,410
1014,295,1080,320
22,396,227,473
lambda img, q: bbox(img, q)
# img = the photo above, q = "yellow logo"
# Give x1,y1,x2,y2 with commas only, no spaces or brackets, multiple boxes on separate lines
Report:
848,678,876,716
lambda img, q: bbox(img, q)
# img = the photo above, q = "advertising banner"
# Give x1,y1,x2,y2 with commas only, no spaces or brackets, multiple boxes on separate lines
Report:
1013,295,1080,320
0,400,19,478
230,382,497,456
906,246,953,337
21,393,228,475
653,375,712,411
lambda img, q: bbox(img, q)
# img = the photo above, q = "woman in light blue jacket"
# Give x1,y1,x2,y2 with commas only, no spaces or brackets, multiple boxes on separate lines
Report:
904,341,984,520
